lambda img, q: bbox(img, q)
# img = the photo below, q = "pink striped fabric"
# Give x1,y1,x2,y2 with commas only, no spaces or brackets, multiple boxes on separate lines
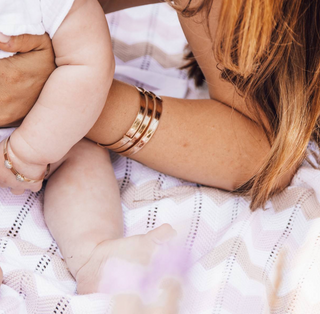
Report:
0,4,320,314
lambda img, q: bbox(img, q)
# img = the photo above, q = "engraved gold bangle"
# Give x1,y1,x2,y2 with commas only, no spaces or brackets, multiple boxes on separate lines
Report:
97,86,147,150
118,92,163,157
3,136,50,183
112,90,154,153
96,87,163,157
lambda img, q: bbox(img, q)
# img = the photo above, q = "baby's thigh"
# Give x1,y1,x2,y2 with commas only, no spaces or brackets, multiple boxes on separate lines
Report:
66,139,110,163
48,139,111,176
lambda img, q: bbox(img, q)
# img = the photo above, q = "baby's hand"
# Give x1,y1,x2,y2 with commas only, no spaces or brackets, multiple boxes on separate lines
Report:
0,138,48,195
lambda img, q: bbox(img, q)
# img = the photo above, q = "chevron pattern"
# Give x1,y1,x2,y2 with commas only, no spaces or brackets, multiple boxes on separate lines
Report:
1,4,320,314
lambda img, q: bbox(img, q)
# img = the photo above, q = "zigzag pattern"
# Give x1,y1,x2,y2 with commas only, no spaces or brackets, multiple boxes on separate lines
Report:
113,40,185,68
1,3,320,314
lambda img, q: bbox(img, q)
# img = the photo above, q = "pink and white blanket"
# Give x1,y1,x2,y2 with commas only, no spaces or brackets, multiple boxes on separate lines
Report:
1,4,320,314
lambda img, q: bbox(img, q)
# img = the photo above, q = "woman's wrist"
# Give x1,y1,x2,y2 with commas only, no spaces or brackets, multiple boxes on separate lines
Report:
87,80,141,144
97,87,163,157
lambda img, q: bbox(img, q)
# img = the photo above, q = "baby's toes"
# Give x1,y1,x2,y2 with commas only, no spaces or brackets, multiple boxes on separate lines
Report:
146,224,177,245
130,224,177,265
132,224,177,264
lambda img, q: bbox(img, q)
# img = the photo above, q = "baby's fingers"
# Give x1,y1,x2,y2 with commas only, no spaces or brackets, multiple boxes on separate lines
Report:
0,183,7,189
10,188,25,195
29,181,43,192
20,181,43,193
10,181,42,195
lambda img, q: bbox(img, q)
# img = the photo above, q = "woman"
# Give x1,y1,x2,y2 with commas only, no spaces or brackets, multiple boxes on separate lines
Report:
0,0,301,208
0,0,319,311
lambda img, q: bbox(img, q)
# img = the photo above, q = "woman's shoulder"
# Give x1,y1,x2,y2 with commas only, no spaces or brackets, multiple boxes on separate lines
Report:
177,0,270,128
176,1,235,103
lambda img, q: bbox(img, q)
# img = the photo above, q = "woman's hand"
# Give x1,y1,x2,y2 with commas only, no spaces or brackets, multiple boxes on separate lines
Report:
0,34,55,127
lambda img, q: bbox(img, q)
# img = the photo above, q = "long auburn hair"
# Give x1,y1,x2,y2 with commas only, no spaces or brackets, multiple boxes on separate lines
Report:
171,0,320,210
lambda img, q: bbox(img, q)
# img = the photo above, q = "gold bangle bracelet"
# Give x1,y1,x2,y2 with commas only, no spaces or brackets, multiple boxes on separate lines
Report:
97,86,147,150
3,136,50,183
119,94,163,157
112,91,154,153
96,87,163,157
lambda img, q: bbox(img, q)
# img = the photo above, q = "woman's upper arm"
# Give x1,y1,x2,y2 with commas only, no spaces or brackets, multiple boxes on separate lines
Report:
177,0,272,133
99,0,161,14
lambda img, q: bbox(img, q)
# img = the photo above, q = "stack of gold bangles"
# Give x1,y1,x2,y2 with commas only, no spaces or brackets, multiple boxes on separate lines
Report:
97,86,163,156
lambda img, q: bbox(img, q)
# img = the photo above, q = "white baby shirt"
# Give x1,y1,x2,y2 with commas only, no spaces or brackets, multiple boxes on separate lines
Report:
0,0,74,58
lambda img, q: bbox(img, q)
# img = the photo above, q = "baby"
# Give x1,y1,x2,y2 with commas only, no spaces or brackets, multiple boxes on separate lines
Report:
0,0,174,294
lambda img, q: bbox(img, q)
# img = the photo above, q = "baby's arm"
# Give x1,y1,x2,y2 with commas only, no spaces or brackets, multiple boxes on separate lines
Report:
9,0,114,176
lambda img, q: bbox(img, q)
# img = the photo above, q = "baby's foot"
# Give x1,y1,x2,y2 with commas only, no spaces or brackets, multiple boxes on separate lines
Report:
0,267,3,286
75,224,176,294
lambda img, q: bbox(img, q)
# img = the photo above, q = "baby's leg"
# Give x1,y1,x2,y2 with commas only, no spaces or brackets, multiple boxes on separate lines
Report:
44,139,123,291
44,139,176,294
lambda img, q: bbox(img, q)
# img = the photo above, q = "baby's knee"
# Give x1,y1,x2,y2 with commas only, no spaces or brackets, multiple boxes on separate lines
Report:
66,139,109,162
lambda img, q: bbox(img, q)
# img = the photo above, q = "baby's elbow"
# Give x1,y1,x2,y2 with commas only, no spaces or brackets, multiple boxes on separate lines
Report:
95,54,115,97
105,55,115,88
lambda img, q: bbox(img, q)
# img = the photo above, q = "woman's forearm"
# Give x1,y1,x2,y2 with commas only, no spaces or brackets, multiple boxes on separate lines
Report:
87,80,271,191
99,0,161,14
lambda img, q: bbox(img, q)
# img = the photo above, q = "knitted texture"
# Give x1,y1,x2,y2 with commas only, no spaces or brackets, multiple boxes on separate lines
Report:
1,4,320,314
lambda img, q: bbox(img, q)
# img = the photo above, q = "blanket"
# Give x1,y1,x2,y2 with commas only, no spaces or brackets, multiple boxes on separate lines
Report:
1,4,320,314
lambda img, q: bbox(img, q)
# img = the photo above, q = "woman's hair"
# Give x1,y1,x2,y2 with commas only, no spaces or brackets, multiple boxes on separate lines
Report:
171,0,320,210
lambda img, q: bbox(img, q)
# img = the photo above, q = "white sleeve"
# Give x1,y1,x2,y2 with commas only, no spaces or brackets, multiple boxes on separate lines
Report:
0,0,74,59
0,0,74,38
40,0,75,39
0,0,43,36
